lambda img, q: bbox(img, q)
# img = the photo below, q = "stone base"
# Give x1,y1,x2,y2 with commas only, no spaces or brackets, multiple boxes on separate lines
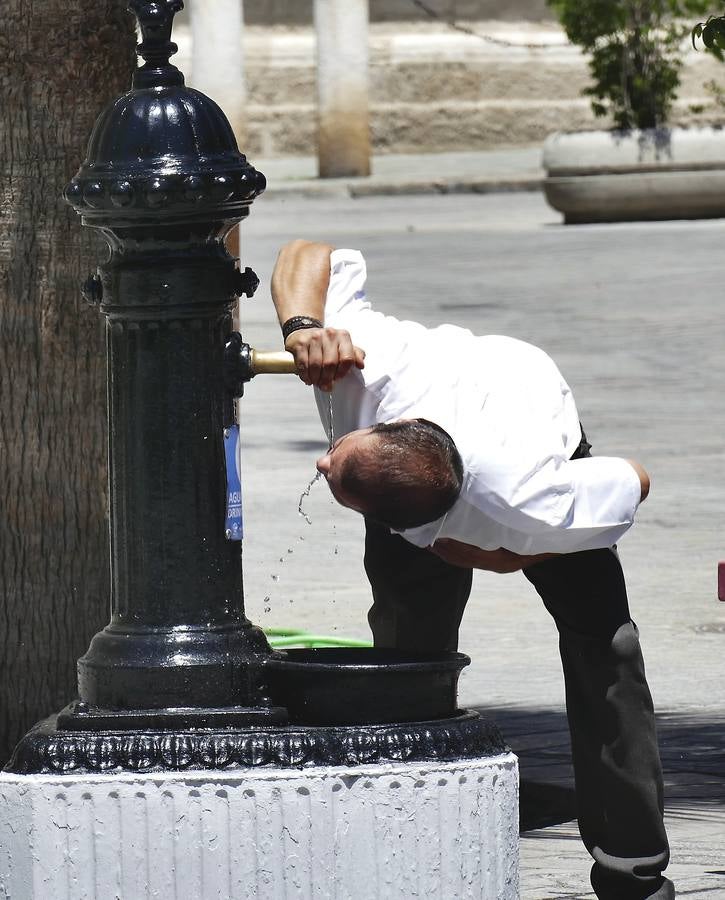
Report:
0,755,519,899
545,169,725,223
543,126,725,223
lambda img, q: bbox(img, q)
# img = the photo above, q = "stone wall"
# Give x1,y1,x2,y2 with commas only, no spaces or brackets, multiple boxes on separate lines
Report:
178,1,554,26
241,0,554,25
175,22,725,158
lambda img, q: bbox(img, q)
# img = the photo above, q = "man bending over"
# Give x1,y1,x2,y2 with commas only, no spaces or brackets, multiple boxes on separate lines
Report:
270,239,672,900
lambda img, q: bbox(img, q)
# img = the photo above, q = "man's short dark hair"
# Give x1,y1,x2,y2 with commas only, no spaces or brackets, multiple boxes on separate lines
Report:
338,418,463,531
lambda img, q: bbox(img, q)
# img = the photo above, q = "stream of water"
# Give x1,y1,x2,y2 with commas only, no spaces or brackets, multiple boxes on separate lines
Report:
265,395,335,613
297,391,335,525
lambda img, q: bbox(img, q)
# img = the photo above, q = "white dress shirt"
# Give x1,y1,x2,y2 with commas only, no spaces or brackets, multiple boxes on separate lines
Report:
314,249,642,555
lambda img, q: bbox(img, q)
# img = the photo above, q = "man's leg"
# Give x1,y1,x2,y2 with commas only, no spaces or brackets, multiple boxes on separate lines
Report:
524,549,673,900
363,518,472,651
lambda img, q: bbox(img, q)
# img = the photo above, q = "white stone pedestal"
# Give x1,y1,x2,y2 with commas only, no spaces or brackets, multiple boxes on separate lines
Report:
0,753,518,899
543,125,725,223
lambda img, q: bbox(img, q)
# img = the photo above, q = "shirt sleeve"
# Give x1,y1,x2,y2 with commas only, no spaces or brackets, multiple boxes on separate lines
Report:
323,248,427,392
315,249,394,436
326,249,371,320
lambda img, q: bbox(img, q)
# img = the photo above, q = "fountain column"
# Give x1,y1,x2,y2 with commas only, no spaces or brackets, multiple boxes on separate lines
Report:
56,0,278,727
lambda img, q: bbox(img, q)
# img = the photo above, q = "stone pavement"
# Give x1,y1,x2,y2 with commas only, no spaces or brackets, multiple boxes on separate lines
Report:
236,177,725,898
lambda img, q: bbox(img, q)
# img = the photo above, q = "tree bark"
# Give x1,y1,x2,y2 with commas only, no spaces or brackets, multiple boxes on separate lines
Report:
0,1,135,764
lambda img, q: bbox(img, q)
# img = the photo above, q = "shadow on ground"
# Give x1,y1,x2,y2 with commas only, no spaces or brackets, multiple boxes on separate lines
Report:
284,439,328,452
472,706,725,834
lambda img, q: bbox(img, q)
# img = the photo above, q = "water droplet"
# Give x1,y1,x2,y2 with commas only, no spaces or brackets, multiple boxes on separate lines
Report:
271,574,279,582
287,548,294,554
298,470,323,525
279,557,285,564
264,606,271,614
327,391,335,448
334,546,338,556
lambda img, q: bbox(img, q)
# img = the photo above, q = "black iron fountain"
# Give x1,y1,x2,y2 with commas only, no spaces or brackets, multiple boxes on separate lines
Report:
0,4,518,896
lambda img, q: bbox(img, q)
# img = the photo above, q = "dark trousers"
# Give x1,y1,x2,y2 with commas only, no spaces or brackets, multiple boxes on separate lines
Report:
364,521,674,900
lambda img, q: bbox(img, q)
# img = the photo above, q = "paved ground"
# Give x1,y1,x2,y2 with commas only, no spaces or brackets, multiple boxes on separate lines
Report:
236,161,725,899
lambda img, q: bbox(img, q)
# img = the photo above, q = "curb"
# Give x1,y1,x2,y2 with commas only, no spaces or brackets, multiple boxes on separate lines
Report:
263,175,544,200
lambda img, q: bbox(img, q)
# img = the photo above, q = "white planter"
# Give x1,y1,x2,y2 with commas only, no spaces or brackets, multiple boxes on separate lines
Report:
543,125,725,223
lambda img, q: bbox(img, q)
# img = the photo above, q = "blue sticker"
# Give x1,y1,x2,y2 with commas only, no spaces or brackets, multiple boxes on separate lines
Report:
224,425,243,540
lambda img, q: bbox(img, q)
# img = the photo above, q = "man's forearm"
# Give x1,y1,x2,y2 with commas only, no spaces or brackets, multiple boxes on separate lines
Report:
429,539,559,573
626,459,651,502
269,240,365,391
271,240,335,326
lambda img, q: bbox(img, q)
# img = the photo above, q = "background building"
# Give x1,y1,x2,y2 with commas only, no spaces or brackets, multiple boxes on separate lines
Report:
178,0,725,159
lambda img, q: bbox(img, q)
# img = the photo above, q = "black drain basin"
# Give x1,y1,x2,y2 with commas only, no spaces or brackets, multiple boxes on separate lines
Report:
264,648,470,726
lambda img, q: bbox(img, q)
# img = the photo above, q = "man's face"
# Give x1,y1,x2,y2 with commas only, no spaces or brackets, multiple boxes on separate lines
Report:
316,427,376,514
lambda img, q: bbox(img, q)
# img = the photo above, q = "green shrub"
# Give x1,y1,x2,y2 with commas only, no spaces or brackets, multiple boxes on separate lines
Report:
693,10,725,50
548,0,719,130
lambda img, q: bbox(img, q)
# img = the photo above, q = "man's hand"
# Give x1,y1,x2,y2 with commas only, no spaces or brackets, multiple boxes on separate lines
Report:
429,538,559,573
285,327,365,392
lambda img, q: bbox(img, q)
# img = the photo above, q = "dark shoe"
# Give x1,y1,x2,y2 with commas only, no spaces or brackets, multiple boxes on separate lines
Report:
591,866,675,899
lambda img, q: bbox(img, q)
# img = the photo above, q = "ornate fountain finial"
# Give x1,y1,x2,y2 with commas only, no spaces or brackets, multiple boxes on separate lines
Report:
129,0,185,88
65,0,265,223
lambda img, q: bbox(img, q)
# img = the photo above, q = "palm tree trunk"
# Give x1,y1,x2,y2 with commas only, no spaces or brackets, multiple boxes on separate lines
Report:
0,1,135,764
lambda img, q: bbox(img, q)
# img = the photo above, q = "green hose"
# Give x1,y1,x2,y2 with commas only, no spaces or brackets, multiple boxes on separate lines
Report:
264,627,372,649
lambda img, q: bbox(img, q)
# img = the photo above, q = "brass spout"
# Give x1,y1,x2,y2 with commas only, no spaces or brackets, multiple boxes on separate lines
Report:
224,333,297,397
224,331,297,397
250,350,297,375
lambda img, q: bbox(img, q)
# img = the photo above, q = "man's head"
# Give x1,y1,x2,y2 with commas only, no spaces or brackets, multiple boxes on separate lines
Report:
315,418,463,530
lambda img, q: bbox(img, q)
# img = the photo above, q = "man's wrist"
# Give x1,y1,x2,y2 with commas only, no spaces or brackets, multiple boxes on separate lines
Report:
281,316,324,342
